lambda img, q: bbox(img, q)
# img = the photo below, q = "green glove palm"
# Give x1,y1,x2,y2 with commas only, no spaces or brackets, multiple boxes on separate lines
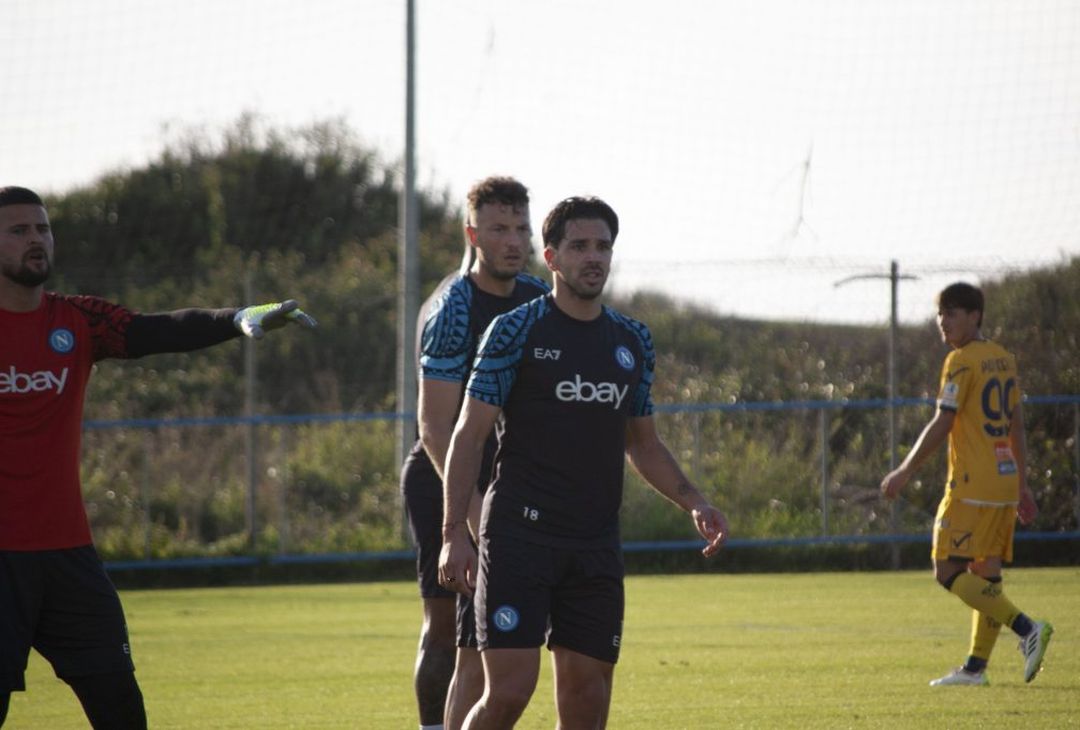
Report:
234,300,318,339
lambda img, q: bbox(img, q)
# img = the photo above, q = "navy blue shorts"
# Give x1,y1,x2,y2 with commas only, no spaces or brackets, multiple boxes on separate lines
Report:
400,449,456,600
1,546,135,693
475,533,624,664
456,591,478,649
401,442,492,641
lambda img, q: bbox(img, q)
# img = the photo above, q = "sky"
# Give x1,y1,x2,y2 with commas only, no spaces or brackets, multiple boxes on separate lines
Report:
4,0,1079,325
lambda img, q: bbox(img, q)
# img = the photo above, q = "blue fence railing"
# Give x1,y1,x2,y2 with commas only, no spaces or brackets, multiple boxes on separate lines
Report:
83,394,1079,572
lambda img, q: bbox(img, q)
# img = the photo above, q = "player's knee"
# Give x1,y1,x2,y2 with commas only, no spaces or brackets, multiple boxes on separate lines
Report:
421,625,457,654
416,641,456,696
934,560,966,589
456,652,485,688
484,681,534,717
421,599,458,650
557,672,608,712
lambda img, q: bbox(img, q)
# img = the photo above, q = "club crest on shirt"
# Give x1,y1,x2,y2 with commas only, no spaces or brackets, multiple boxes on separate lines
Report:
614,345,635,371
48,328,75,354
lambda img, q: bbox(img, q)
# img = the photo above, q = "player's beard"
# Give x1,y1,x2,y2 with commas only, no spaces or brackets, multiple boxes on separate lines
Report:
2,258,51,287
477,256,522,282
563,266,607,301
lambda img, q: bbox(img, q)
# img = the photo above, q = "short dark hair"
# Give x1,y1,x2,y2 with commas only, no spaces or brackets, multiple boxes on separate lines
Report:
465,176,530,224
0,186,45,209
460,176,531,274
542,196,619,248
937,282,984,327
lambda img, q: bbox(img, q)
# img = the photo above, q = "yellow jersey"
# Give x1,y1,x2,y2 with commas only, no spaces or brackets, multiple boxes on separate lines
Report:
936,339,1020,505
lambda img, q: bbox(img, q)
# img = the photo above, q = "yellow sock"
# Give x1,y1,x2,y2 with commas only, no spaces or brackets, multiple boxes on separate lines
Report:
949,573,1022,628
969,609,1002,662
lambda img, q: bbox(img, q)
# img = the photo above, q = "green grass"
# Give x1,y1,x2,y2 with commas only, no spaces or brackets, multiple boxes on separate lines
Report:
9,568,1078,728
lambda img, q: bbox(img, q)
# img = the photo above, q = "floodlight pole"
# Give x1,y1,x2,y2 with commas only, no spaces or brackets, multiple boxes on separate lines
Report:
835,260,916,567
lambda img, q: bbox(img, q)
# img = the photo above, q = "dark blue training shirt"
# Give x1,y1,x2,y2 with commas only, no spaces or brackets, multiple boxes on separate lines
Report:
408,272,550,470
467,294,655,549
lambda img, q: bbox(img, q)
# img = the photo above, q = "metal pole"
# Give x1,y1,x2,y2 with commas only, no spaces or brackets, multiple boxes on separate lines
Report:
276,434,288,555
692,411,702,483
244,272,258,548
832,263,917,553
1074,402,1080,528
888,260,898,471
819,408,828,536
396,0,420,471
142,432,153,559
888,260,900,568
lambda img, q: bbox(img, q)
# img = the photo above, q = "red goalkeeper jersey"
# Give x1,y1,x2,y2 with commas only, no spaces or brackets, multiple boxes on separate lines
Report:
0,293,133,550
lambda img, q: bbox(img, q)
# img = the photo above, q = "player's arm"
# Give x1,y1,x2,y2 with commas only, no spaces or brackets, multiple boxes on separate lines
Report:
419,378,485,539
126,300,316,357
418,378,463,479
880,408,955,499
625,415,728,557
438,396,501,594
125,308,238,356
1011,398,1037,525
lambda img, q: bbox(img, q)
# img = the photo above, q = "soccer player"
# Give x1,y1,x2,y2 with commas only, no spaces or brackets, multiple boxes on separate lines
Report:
880,282,1052,687
438,196,728,728
399,177,548,730
0,186,317,728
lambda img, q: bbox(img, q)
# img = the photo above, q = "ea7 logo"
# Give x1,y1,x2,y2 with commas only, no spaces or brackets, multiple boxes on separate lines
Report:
534,347,561,361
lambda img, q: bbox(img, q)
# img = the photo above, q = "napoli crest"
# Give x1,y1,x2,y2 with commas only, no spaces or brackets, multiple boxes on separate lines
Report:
48,328,76,354
614,345,635,371
492,605,520,632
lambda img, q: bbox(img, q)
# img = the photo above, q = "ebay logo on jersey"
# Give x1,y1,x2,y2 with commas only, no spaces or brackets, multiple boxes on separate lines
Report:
555,374,628,410
0,366,70,395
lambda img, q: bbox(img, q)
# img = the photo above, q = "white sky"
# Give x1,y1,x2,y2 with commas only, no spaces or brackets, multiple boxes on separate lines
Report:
4,0,1079,324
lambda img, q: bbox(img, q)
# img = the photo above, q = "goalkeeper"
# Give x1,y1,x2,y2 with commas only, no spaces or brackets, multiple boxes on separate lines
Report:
0,186,316,728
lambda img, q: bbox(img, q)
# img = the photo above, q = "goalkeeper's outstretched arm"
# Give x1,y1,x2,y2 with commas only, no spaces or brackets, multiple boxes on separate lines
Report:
125,300,317,357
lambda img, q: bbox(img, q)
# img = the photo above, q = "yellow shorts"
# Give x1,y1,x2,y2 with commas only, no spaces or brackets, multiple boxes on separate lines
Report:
932,494,1016,563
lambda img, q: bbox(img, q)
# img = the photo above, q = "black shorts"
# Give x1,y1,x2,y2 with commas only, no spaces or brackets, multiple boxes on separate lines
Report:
456,592,478,649
401,448,456,600
1,546,135,693
475,533,624,664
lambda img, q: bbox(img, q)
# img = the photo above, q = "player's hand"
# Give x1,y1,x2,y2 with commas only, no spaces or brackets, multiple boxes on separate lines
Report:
879,469,909,500
234,300,318,339
692,504,729,557
1017,485,1038,525
438,528,477,597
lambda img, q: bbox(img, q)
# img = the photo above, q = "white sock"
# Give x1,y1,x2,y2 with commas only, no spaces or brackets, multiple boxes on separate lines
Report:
420,725,445,730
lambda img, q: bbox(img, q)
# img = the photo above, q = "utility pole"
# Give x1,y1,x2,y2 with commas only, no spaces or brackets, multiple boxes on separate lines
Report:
835,260,916,567
397,0,419,471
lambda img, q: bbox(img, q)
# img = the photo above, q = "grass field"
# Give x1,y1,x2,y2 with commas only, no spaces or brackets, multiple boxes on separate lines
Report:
8,567,1078,728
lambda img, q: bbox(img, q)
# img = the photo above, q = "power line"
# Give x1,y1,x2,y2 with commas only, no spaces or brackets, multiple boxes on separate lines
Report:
613,255,1072,275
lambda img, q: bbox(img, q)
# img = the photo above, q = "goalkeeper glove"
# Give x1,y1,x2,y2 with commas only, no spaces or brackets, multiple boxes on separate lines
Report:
234,300,318,339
